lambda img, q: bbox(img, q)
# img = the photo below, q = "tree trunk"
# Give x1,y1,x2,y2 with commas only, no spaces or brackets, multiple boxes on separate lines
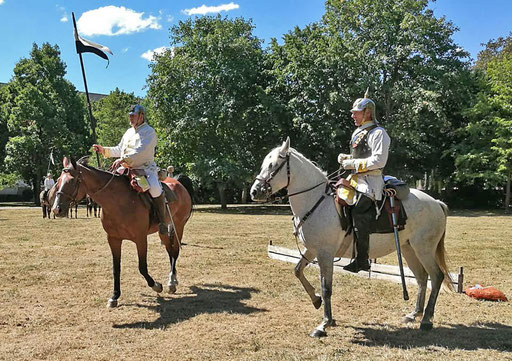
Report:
217,182,227,209
241,186,248,204
505,172,511,213
33,177,41,206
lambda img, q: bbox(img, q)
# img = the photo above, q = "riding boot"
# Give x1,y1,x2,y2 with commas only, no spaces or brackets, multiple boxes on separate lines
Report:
153,192,171,236
343,195,374,273
343,229,371,273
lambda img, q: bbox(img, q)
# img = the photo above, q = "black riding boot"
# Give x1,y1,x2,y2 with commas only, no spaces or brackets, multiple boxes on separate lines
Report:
153,192,171,236
343,195,375,273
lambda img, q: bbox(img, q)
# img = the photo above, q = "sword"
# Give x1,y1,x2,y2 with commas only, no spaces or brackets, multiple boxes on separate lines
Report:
388,191,409,301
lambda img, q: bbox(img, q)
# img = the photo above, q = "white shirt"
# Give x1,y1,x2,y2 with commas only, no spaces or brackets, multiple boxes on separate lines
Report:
104,122,158,173
44,177,55,191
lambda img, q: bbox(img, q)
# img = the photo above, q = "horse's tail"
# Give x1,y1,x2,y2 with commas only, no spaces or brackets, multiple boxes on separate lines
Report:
436,200,454,292
176,174,195,205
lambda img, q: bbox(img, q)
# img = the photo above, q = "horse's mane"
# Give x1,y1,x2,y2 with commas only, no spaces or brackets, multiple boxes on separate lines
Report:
288,147,328,179
76,156,116,176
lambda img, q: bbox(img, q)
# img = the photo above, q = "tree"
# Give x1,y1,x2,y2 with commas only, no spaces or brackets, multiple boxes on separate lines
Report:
2,43,89,204
92,88,140,167
453,53,512,211
147,16,277,208
267,0,475,187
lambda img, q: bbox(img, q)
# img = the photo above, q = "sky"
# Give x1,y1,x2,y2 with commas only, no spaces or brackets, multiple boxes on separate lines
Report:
0,0,511,98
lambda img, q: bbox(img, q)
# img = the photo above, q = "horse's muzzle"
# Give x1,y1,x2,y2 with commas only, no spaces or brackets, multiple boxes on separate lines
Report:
250,181,271,202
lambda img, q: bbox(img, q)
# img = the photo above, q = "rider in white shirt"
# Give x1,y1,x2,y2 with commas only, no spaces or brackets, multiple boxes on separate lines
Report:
92,105,171,236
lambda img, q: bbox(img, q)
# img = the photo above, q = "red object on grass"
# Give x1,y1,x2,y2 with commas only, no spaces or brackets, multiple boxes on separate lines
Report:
465,284,508,302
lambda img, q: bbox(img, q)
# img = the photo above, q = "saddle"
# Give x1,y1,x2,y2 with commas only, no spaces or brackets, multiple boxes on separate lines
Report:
333,176,408,234
117,167,177,207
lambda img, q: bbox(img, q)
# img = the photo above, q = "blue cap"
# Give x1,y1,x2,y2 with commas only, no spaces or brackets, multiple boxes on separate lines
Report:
129,104,145,115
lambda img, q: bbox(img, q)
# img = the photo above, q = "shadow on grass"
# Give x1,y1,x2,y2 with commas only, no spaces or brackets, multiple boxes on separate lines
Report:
113,283,266,330
194,204,292,216
352,322,512,352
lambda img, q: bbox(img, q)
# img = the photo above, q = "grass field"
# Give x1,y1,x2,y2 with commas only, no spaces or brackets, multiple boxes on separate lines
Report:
0,205,511,360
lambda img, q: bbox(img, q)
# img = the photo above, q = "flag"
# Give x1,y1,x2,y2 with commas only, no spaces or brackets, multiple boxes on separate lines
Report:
74,29,113,63
49,149,55,165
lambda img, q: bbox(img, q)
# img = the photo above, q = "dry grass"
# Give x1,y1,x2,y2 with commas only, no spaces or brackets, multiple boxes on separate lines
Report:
0,205,511,361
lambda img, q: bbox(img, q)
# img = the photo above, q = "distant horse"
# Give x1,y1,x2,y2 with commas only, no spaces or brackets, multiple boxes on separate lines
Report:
52,157,193,307
250,138,452,337
86,195,101,218
40,185,57,219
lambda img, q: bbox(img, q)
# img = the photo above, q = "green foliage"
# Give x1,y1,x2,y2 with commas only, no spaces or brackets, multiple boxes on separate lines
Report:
91,88,139,167
267,0,475,182
2,43,89,196
147,16,277,205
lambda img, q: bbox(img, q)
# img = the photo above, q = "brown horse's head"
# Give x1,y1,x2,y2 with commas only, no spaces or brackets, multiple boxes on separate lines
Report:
52,157,87,217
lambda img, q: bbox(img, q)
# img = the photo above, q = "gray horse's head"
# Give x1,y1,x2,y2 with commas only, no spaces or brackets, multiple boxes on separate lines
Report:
250,137,291,202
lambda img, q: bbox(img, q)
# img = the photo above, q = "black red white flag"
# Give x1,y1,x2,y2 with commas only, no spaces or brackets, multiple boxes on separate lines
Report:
74,30,113,63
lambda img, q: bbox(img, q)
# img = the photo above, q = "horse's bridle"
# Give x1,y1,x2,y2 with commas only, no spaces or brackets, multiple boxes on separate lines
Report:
56,166,116,204
255,153,291,196
256,152,326,198
56,168,82,203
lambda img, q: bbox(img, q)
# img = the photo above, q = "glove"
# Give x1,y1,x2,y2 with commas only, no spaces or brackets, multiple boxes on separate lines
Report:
342,159,356,170
337,153,351,164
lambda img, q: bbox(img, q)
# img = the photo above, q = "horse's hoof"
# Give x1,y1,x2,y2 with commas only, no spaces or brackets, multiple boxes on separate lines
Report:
420,322,433,331
167,284,177,294
310,329,327,338
312,296,322,310
107,298,118,308
152,282,163,293
402,316,415,323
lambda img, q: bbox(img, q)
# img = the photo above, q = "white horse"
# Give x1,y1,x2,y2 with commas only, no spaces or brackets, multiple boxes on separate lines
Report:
250,138,453,337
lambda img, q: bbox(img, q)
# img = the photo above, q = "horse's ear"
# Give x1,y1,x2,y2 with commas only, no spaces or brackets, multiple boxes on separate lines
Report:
63,157,71,168
279,136,290,156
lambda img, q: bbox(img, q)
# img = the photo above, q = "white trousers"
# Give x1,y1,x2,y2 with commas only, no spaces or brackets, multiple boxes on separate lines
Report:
146,170,163,198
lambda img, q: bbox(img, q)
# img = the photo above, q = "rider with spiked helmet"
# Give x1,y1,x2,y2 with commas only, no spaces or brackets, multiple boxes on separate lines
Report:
338,89,391,273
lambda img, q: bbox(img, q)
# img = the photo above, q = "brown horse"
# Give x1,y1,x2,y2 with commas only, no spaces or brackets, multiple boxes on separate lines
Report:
52,156,193,308
40,185,58,219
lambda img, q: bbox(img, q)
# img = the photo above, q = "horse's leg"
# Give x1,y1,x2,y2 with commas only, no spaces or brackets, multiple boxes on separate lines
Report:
107,236,123,308
310,252,335,338
135,237,162,293
410,236,445,331
74,204,78,219
294,248,321,309
42,205,47,218
401,243,428,323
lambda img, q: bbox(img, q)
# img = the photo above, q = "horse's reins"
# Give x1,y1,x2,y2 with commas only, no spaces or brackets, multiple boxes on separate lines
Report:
258,152,336,262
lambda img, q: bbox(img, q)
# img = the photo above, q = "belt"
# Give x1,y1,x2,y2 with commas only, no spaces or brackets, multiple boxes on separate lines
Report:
354,169,383,176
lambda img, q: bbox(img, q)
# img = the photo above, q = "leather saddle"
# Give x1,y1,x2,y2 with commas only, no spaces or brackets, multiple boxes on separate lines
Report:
333,177,408,235
117,167,177,208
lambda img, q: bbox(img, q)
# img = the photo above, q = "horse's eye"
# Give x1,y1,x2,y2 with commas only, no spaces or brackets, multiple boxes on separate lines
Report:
268,163,273,170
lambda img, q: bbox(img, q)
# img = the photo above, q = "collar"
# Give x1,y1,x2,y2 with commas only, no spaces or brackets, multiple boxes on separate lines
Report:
357,121,377,131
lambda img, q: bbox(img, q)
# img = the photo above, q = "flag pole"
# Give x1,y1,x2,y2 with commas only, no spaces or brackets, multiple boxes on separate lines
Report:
72,12,101,167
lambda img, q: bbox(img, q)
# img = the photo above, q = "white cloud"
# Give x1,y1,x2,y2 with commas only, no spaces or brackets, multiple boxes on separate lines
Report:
77,6,161,37
141,46,171,61
56,5,68,22
182,2,239,16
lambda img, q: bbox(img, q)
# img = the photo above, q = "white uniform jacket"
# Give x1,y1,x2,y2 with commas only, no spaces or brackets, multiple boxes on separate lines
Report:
103,122,159,174
342,122,391,202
